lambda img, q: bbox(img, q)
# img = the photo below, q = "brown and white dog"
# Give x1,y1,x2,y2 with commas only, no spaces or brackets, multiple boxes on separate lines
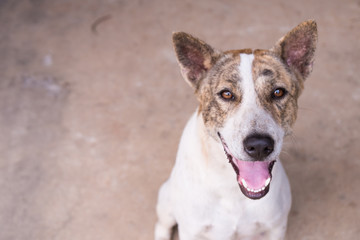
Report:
155,20,317,240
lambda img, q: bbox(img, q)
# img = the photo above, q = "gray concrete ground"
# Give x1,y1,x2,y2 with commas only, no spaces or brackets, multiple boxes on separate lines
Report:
0,0,359,239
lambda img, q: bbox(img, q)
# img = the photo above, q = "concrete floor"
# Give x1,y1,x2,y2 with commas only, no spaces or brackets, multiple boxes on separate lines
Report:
0,0,359,239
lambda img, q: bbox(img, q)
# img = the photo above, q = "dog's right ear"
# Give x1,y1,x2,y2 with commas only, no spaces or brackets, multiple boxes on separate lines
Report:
173,32,219,89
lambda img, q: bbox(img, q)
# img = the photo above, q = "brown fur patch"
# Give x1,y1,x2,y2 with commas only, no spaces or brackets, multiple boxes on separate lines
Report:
197,53,242,130
224,49,253,56
252,51,303,134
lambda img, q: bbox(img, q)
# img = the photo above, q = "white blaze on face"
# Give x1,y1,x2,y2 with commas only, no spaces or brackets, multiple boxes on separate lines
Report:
239,54,256,107
221,53,285,161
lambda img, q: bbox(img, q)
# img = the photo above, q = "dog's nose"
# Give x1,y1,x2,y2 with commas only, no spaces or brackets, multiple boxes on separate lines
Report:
243,134,274,160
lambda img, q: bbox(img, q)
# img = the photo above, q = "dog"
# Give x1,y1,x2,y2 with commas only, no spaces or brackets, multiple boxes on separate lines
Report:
155,20,317,240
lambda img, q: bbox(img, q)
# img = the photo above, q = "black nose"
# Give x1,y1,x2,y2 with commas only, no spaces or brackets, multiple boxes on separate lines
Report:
243,134,274,160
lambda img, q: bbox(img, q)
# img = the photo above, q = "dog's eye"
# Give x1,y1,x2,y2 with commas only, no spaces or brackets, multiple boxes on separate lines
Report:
272,88,287,99
219,90,234,100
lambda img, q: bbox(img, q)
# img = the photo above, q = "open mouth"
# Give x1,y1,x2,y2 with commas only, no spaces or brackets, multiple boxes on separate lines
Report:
218,132,276,200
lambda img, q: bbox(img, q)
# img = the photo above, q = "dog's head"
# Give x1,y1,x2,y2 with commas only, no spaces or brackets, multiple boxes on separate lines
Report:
173,20,317,200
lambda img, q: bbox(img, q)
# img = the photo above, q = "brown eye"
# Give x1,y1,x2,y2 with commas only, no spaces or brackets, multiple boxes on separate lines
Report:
272,88,287,99
219,90,234,100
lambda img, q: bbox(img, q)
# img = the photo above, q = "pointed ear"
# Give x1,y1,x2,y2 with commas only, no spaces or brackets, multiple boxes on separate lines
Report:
272,20,318,79
172,32,220,89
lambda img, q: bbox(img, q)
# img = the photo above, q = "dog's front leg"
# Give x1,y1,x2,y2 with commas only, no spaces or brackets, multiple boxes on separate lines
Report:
155,180,176,240
266,218,288,240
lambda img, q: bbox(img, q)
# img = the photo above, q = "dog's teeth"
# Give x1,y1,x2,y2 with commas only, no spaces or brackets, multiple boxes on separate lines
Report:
241,179,248,188
243,179,269,193
249,188,259,193
265,177,271,187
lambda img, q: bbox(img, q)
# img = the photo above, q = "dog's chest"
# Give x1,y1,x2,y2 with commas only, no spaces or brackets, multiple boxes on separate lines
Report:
194,215,269,239
181,191,272,239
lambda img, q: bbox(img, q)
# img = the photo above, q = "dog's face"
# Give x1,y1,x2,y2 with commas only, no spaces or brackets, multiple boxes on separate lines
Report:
173,21,317,200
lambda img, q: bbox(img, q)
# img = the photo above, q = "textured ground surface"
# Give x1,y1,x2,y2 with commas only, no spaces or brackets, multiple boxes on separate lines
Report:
0,0,359,239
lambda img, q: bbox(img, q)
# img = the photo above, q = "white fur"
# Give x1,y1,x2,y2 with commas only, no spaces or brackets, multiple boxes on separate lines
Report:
155,54,292,240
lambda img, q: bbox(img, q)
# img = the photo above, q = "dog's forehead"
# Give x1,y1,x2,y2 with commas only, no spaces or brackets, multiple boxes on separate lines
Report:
224,49,281,75
209,49,282,89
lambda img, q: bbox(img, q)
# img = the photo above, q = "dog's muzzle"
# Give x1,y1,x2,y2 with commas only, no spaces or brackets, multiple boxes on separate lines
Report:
218,132,276,200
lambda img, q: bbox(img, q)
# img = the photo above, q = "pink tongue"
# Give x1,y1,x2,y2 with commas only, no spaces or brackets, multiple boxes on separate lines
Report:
236,160,272,189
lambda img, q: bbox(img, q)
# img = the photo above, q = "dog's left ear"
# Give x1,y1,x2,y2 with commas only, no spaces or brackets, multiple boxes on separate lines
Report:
173,32,220,89
272,20,318,79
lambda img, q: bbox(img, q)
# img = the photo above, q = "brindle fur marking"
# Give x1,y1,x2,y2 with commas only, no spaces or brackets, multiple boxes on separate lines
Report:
198,54,242,129
252,51,303,135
